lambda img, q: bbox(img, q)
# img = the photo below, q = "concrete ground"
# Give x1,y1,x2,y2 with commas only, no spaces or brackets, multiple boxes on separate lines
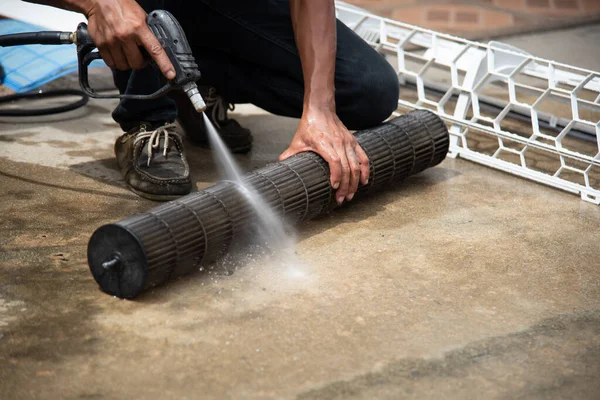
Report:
1,25,600,400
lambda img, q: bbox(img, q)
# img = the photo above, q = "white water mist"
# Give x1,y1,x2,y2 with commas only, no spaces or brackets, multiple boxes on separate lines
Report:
201,114,303,275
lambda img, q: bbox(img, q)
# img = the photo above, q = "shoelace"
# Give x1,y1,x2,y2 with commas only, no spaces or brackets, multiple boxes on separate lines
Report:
133,123,178,167
205,87,235,129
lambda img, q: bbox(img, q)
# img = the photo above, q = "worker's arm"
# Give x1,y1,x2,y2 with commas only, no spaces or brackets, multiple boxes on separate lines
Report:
24,0,175,78
280,0,369,203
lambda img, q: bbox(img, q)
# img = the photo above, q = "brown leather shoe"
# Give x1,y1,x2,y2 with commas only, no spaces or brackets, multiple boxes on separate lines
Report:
115,122,192,201
170,86,253,154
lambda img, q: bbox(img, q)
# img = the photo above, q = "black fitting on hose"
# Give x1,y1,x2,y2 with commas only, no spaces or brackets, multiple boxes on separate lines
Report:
0,31,73,47
87,109,450,299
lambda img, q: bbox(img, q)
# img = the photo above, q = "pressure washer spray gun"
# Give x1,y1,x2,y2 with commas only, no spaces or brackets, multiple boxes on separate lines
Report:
0,10,206,113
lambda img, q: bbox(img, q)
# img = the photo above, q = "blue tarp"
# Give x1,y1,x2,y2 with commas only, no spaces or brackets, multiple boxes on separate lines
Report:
0,19,105,93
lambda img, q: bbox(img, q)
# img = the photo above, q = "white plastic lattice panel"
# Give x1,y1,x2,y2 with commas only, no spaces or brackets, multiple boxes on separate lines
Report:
336,2,600,204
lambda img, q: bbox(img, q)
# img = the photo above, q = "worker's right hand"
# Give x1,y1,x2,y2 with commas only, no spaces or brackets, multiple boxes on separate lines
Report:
85,0,176,79
279,108,370,204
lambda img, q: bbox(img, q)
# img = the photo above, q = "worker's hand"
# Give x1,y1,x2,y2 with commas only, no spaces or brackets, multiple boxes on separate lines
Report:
279,110,370,204
85,0,176,79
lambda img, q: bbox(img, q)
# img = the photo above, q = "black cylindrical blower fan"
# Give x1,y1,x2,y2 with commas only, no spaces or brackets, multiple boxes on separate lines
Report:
88,110,449,298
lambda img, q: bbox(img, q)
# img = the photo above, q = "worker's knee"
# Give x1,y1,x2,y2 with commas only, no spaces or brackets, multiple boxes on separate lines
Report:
336,56,399,130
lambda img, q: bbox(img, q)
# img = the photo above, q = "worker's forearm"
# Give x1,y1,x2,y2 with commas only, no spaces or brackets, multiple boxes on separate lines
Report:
23,0,94,16
290,0,337,114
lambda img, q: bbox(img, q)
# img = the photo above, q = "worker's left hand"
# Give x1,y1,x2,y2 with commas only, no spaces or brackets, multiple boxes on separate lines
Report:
279,109,370,204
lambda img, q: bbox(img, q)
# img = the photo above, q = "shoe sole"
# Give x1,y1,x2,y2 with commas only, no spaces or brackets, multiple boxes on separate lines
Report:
129,186,190,202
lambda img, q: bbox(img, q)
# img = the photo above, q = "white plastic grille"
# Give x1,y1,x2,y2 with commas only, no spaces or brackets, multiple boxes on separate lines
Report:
336,2,600,204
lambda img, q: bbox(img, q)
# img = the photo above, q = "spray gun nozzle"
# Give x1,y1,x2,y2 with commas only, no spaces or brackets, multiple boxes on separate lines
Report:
182,82,206,113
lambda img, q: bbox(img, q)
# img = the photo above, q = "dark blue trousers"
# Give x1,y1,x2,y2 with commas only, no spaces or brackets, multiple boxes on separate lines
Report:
112,0,399,132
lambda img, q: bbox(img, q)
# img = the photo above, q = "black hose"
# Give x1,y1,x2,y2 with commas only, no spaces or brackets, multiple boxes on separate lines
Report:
0,31,86,116
0,31,72,46
0,89,89,117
